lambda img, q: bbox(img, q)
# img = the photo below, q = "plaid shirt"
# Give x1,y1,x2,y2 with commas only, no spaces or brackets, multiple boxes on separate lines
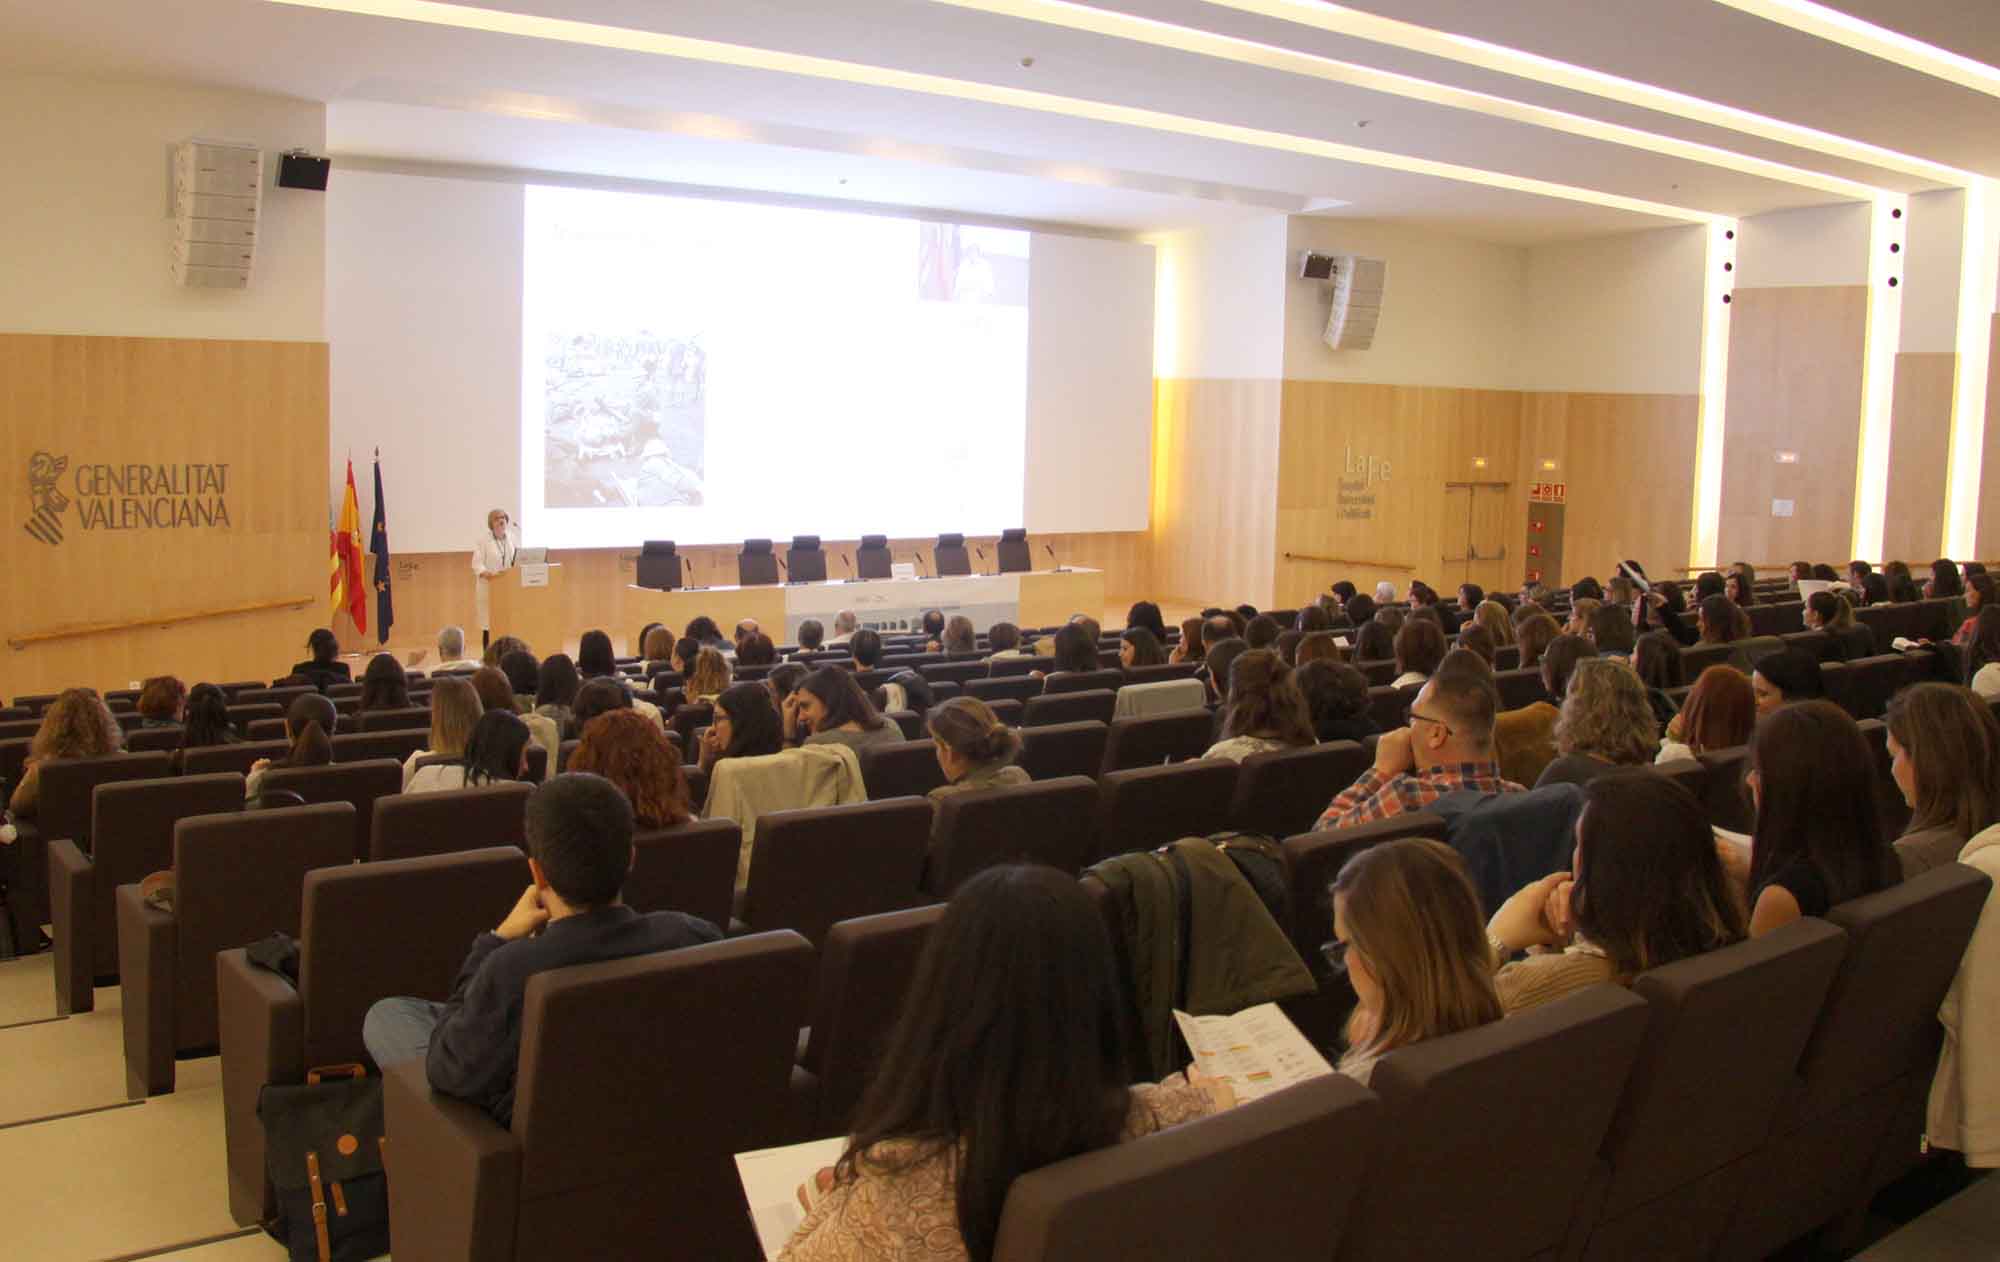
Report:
1315,762,1523,832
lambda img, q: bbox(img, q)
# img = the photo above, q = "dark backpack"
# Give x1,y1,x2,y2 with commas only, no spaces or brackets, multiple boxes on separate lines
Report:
259,1065,390,1262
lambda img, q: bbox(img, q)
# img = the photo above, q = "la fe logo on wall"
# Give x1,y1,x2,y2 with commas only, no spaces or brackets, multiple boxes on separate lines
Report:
22,451,232,546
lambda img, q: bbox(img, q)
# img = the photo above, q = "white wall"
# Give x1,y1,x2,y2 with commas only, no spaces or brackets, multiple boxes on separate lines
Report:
0,74,325,341
1900,188,1965,354
1282,217,1527,389
1148,218,1287,379
1735,202,1871,289
1521,225,1706,394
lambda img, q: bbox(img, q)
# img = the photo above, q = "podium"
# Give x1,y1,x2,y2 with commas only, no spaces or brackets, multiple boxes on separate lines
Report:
485,563,568,657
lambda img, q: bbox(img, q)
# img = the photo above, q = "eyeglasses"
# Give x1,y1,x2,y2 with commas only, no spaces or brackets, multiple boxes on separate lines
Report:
1319,938,1352,976
1407,709,1454,736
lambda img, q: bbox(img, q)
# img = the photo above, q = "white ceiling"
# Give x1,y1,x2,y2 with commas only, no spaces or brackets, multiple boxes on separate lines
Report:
2,0,1995,241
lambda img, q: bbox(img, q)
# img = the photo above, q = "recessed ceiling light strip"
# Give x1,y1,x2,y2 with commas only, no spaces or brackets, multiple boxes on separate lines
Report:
1710,0,2000,99
258,0,1720,222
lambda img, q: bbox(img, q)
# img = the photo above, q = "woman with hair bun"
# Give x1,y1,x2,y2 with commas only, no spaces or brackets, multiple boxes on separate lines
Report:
926,697,1028,801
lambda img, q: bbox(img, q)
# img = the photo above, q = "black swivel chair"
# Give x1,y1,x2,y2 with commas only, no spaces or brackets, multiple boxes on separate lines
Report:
739,539,780,586
636,540,681,590
935,533,972,578
856,535,893,581
998,529,1031,575
789,536,827,583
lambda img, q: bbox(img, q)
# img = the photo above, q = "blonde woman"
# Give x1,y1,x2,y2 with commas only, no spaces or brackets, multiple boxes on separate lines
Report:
8,688,124,817
1328,838,1503,1085
1471,599,1515,650
471,507,517,649
402,677,483,789
686,646,733,704
1885,683,2000,878
1536,658,1659,789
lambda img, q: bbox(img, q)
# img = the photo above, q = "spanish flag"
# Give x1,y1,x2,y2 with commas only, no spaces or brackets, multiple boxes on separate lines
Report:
330,458,368,634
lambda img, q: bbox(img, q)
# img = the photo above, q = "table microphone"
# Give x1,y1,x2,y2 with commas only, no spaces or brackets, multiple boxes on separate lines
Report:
1045,543,1065,573
975,546,986,575
841,553,853,583
915,551,930,577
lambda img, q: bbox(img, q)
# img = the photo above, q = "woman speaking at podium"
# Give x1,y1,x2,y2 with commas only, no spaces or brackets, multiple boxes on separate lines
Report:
472,508,517,650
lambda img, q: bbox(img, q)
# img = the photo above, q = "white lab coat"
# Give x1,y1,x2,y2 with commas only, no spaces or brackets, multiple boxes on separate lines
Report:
472,529,516,630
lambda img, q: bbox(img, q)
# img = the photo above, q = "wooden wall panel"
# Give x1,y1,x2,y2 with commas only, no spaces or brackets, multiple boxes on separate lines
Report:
1978,318,2000,562
1149,378,1282,609
1882,352,1956,564
1519,393,1700,586
1717,285,1867,565
1274,382,1521,609
0,335,327,698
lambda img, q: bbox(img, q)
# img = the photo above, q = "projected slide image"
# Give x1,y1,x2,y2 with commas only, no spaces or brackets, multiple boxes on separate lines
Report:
542,331,706,509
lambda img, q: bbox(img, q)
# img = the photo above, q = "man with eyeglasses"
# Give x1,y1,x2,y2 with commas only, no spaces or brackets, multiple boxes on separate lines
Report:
1315,665,1522,831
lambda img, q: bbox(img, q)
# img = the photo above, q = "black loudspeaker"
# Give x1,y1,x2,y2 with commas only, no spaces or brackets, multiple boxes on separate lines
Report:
1298,251,1335,280
277,152,330,191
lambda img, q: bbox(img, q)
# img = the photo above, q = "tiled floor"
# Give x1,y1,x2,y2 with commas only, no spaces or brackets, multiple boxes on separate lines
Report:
0,940,1993,1261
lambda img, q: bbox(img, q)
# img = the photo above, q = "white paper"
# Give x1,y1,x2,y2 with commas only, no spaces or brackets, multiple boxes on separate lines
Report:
518,562,550,588
735,1135,848,1259
1173,1003,1333,1102
1796,580,1837,600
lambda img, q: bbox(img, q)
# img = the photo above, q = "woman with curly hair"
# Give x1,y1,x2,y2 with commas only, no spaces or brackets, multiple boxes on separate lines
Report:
9,688,124,817
686,645,732,703
568,708,693,829
1536,659,1659,788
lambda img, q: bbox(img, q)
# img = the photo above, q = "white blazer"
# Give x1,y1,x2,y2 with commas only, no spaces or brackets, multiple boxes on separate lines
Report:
472,528,517,629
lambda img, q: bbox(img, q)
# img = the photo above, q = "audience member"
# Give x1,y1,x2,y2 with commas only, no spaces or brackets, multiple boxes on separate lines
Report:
246,693,337,797
1750,647,1824,716
920,609,946,642
687,646,732,702
1204,650,1314,763
699,682,786,772
1888,573,1922,604
1470,599,1513,650
1730,701,1896,936
828,611,859,645
671,636,702,679
1657,665,1755,763
1118,627,1167,668
794,619,826,655
1353,618,1396,664
534,654,581,736
1860,573,1890,606
639,625,672,666
1168,616,1206,665
136,675,186,728
1605,575,1635,609
290,628,351,690
1343,593,1378,628
1373,580,1398,604
1564,597,1601,639
1296,661,1378,743
1295,631,1342,666
926,698,1029,801
988,622,1031,658
1043,623,1102,678
1492,633,1591,787
358,653,411,713
1328,839,1502,1085
1885,684,2000,878
1457,582,1484,613
1513,612,1560,670
1571,576,1604,603
788,666,900,751
412,709,532,792
1694,571,1726,602
1634,579,1694,644
1696,594,1748,646
1391,619,1446,687
1317,669,1520,831
1724,572,1757,606
1970,607,2000,699
468,665,519,717
780,864,1227,1261
1928,558,1964,600
1587,604,1636,657
685,616,727,650
1536,659,1658,788
1456,623,1496,666
764,664,808,714
1244,615,1281,649
9,687,124,817
404,677,483,790
435,624,481,672
940,616,978,655
736,633,778,668
499,650,540,709
571,678,633,731
849,628,885,671
1486,770,1745,1013
361,774,721,1125
1955,574,1994,645
1295,604,1333,634
1125,600,1168,639
178,682,241,752
1275,629,1304,665
1630,630,1684,727
1806,589,1877,659
482,635,529,670
1201,637,1250,707
570,708,693,827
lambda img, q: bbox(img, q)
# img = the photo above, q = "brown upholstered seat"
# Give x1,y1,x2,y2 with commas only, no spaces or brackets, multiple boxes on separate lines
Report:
118,801,356,1097
14,752,173,930
261,760,404,863
1099,708,1214,773
927,777,1098,895
1694,745,1753,833
1717,863,1992,1260
217,846,531,1224
357,706,431,732
370,781,533,862
857,739,948,800
383,931,813,1262
1280,814,1449,977
1042,668,1123,696
990,1076,1381,1262
737,798,934,946
49,772,244,1014
224,703,283,734
986,654,1043,678
791,904,944,1138
1563,918,1847,1260
1228,742,1370,840
1094,760,1238,859
1121,662,1202,686
1365,684,1420,731
1823,652,1931,721
968,675,1043,704
625,819,740,930
919,660,988,686
1492,667,1549,712
1340,986,1651,1261
331,729,429,763
1018,720,1108,781
123,726,186,753
234,685,316,709
182,740,288,776
1023,688,1117,726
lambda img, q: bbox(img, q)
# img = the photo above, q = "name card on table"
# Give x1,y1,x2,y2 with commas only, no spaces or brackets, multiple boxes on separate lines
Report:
519,563,550,588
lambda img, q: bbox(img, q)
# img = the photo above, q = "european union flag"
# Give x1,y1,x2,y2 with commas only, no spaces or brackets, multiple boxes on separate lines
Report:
370,453,393,644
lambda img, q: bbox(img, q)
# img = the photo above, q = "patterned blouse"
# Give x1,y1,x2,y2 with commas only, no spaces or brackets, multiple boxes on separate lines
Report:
776,1079,1217,1261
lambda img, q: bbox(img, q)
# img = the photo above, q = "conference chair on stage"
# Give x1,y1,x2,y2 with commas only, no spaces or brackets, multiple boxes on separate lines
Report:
998,528,1032,574
637,540,682,591
739,538,780,586
935,533,972,577
788,536,828,583
856,535,893,580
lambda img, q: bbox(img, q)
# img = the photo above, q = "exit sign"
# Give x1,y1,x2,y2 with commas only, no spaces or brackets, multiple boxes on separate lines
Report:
1529,482,1567,504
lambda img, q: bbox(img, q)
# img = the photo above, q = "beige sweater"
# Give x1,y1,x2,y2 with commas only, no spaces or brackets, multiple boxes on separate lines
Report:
1494,943,1618,1014
1929,825,2000,1166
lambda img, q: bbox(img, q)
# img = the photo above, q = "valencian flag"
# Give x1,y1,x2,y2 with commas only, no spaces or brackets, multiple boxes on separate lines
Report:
329,458,368,634
370,452,394,644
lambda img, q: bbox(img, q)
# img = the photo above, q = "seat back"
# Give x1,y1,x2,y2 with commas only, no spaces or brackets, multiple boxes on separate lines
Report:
737,538,780,586
357,706,431,733
1023,689,1117,726
1229,742,1369,840
299,847,531,1066
787,536,827,583
857,739,950,800
934,533,971,576
1094,760,1239,859
742,798,934,944
802,905,945,1134
988,654,1044,677
370,781,533,861
1854,718,1912,840
625,819,741,931
178,740,287,776
1580,920,1848,1259
1749,601,1805,638
1018,721,1108,782
855,535,892,580
1693,746,1753,833
262,760,405,862
967,675,1042,704
81,774,245,974
1492,667,1548,712
1101,709,1214,772
173,803,357,1050
332,729,429,763
1280,815,1448,972
920,660,988,686
992,1076,1381,1262
1826,652,1926,721
123,726,187,753
1366,684,1420,731
37,752,174,847
1042,669,1123,696
929,777,1098,894
510,932,813,1261
1342,987,1651,1261
1112,678,1206,719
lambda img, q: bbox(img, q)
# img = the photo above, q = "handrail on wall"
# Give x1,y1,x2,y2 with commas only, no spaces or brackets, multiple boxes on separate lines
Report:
7,596,315,650
1284,553,1416,570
